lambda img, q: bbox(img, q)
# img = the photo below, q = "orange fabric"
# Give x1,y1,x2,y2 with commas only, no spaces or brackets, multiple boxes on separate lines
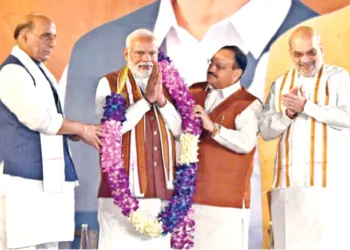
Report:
100,69,176,196
275,67,327,188
310,66,324,186
127,70,148,194
322,82,329,187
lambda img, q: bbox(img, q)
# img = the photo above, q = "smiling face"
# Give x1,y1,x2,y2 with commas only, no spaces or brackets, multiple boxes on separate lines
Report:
289,28,324,77
20,17,57,62
206,48,243,89
123,36,158,79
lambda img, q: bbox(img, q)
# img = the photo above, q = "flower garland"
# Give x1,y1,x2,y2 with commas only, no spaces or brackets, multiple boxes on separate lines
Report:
100,52,201,249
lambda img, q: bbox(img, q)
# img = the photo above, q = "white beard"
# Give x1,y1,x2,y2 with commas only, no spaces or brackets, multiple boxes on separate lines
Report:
127,61,152,80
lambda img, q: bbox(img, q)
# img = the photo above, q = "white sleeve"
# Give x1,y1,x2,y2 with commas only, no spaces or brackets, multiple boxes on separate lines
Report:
0,64,63,135
95,77,151,134
259,82,293,141
157,100,182,139
303,71,350,130
212,99,263,153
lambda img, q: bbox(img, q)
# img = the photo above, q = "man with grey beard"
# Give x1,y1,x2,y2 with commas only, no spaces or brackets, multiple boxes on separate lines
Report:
259,26,350,249
94,29,182,249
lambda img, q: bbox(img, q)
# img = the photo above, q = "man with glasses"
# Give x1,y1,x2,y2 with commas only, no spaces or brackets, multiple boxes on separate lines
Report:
189,46,263,249
259,26,350,249
0,14,103,250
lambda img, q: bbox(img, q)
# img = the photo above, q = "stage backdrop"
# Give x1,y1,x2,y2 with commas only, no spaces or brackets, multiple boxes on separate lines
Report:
1,0,349,249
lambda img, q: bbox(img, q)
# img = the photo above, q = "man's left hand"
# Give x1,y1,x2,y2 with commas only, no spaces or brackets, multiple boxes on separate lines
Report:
192,105,215,132
282,86,307,113
153,63,166,107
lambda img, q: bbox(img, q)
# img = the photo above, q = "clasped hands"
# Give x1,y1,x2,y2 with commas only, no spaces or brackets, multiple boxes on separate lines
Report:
282,86,307,119
145,63,166,107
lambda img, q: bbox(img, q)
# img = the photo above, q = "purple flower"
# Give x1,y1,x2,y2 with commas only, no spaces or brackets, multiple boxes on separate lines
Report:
100,52,201,249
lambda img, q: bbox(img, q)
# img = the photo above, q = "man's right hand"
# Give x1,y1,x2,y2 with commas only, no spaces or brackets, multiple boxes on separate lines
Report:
145,64,161,103
78,124,104,151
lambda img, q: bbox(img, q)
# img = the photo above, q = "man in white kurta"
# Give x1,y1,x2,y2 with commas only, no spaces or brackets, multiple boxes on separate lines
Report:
189,46,263,249
259,26,350,249
94,29,182,249
0,15,102,250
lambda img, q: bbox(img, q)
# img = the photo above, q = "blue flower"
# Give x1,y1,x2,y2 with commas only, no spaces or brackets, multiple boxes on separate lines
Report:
102,93,127,123
158,50,171,63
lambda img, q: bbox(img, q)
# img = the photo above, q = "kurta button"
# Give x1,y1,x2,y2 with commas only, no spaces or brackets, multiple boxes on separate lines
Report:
153,131,158,135
150,117,155,121
153,162,157,167
154,147,158,151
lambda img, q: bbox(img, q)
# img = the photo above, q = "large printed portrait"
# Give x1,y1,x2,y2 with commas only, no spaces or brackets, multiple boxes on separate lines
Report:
1,1,349,248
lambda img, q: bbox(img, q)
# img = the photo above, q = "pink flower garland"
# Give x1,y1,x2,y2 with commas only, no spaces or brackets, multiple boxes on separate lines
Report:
100,52,201,249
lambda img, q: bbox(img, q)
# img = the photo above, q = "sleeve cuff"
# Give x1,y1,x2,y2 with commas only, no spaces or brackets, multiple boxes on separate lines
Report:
46,114,64,135
157,99,172,113
138,98,151,112
280,111,293,126
303,100,317,117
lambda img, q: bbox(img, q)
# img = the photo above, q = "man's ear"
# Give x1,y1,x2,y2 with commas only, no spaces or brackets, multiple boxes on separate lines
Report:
20,29,29,44
234,68,243,80
123,48,128,62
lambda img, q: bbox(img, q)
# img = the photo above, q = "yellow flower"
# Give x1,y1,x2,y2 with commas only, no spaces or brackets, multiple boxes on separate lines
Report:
178,133,200,165
128,211,163,237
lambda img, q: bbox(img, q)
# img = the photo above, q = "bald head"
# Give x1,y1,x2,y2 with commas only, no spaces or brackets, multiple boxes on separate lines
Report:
15,14,56,62
289,26,321,49
288,26,323,77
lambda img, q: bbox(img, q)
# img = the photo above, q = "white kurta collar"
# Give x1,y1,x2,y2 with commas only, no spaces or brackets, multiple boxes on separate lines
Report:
153,0,292,59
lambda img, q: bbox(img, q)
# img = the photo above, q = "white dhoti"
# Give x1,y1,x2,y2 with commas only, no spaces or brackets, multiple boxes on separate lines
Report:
0,175,75,250
97,198,171,249
271,187,350,250
192,204,250,250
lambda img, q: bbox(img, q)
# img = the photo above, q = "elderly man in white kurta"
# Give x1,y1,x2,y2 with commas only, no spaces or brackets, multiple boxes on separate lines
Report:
259,26,350,250
0,15,103,250
95,29,182,249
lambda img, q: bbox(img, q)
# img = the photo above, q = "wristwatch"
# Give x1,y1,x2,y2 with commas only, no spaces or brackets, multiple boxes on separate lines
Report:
211,123,221,137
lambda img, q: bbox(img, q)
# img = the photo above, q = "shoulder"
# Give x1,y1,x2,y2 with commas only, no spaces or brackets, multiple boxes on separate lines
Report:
189,82,207,90
104,70,121,82
325,64,349,78
273,69,292,85
241,88,262,104
324,64,350,89
0,64,32,82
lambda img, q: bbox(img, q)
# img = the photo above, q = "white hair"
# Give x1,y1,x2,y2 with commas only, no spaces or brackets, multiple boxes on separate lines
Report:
125,29,157,48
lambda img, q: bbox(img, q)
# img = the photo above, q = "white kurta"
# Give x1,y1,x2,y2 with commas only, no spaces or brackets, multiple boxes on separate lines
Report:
191,82,263,250
0,46,77,249
260,64,350,249
58,1,294,247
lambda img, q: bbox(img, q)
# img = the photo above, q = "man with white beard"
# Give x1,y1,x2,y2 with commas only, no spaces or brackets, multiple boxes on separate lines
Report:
94,29,182,249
